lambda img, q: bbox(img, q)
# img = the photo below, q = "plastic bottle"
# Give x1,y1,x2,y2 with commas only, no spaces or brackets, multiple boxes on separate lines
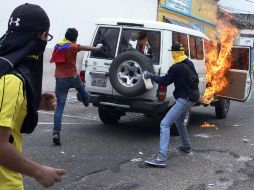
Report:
142,75,153,90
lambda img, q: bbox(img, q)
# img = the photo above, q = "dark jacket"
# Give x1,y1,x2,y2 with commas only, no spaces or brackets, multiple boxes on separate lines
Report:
150,58,199,101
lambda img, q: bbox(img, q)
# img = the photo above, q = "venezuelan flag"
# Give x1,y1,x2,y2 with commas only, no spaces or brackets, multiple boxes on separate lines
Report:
50,39,72,63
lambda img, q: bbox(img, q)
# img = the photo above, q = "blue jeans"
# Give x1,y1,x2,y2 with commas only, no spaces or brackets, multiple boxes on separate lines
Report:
53,76,89,133
159,98,194,159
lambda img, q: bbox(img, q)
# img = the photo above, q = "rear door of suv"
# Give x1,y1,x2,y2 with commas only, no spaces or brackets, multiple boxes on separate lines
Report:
114,27,162,98
85,26,121,95
216,46,253,101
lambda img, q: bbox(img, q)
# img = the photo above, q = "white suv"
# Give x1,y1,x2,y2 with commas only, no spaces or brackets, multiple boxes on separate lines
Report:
80,18,252,129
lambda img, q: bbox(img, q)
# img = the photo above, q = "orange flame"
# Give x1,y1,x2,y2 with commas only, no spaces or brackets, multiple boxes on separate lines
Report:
202,14,239,104
200,122,215,128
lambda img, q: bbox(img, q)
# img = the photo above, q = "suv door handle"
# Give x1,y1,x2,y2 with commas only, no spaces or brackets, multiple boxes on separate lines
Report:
104,62,111,66
90,71,109,77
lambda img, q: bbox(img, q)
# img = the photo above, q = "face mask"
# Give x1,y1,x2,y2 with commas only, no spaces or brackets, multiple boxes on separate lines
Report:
32,38,47,56
171,51,188,64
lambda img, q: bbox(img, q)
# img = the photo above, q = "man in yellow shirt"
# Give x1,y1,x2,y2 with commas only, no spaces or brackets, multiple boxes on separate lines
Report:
0,3,65,189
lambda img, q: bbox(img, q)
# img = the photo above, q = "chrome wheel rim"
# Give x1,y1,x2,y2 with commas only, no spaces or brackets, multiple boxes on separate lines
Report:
117,60,142,88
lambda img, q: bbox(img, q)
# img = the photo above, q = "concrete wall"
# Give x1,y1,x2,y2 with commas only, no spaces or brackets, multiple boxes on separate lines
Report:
42,49,84,92
1,0,158,48
1,0,158,92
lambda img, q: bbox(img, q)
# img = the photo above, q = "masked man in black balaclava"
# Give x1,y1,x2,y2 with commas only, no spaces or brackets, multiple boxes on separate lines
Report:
0,3,65,189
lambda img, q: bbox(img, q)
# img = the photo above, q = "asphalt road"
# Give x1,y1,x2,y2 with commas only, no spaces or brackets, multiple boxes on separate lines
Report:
23,91,254,190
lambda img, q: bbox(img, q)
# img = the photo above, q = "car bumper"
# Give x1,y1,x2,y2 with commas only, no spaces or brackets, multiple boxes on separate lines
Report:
90,93,169,113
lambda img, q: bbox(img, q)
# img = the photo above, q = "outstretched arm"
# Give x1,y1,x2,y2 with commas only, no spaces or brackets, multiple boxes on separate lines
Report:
144,67,175,86
0,127,65,188
79,45,99,52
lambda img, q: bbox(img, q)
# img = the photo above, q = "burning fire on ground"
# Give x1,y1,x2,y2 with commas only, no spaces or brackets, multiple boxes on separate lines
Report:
200,122,215,128
202,13,239,104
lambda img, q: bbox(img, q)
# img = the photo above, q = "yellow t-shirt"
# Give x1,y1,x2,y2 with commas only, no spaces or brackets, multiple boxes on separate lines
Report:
0,74,27,190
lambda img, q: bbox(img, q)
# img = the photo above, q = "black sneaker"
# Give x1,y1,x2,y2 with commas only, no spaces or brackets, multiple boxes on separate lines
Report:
53,133,61,146
77,93,89,107
177,145,192,153
84,101,89,107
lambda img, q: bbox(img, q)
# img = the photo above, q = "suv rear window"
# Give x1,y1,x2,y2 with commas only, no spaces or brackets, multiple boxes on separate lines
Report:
118,29,161,65
90,27,120,59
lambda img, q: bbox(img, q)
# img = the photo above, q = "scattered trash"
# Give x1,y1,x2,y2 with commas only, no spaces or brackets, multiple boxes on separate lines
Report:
200,122,215,128
42,129,51,132
237,156,252,162
131,158,142,162
233,124,240,127
243,138,249,143
208,183,215,186
61,151,65,154
194,134,210,139
139,152,144,155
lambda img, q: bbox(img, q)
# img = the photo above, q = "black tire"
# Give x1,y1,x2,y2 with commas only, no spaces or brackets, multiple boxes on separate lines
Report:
109,51,154,97
98,106,121,124
215,99,230,119
170,110,191,136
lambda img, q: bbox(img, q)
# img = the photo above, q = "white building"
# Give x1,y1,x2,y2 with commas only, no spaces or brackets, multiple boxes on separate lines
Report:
0,0,158,47
239,29,254,47
0,0,158,91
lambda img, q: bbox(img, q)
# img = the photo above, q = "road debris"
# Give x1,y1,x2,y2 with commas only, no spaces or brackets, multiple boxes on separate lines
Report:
194,134,210,139
131,158,142,162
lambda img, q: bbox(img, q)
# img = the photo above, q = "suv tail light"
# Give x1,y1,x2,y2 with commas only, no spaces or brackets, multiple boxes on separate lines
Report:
80,71,85,82
157,85,167,101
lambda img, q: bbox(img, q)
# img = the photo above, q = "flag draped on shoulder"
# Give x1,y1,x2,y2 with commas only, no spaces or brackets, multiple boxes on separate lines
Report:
50,38,71,63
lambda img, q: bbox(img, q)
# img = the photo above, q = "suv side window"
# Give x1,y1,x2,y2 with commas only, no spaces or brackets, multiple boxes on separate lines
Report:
118,29,161,65
189,35,204,60
196,37,204,60
172,32,189,56
90,27,120,59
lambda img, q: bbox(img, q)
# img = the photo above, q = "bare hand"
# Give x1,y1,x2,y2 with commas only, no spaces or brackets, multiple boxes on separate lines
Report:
35,165,65,188
39,93,57,111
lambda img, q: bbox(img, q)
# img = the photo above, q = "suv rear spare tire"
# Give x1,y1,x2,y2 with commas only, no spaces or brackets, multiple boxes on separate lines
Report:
109,51,154,97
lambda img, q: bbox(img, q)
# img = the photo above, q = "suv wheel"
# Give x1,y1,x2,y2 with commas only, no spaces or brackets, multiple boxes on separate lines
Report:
215,99,230,119
109,51,154,97
98,106,122,124
171,110,191,136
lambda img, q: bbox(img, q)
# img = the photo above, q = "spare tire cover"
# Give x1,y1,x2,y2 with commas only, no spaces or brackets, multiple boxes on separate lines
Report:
109,51,154,97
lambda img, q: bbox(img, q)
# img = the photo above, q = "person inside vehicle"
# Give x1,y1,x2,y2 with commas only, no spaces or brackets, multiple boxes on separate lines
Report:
128,32,139,49
0,3,65,189
136,31,150,55
143,43,200,167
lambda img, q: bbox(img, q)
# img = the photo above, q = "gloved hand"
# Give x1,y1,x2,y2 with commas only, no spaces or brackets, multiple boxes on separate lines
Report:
143,71,154,79
95,43,103,52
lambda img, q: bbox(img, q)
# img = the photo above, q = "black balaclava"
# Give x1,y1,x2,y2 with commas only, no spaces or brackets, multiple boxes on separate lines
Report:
0,3,50,108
